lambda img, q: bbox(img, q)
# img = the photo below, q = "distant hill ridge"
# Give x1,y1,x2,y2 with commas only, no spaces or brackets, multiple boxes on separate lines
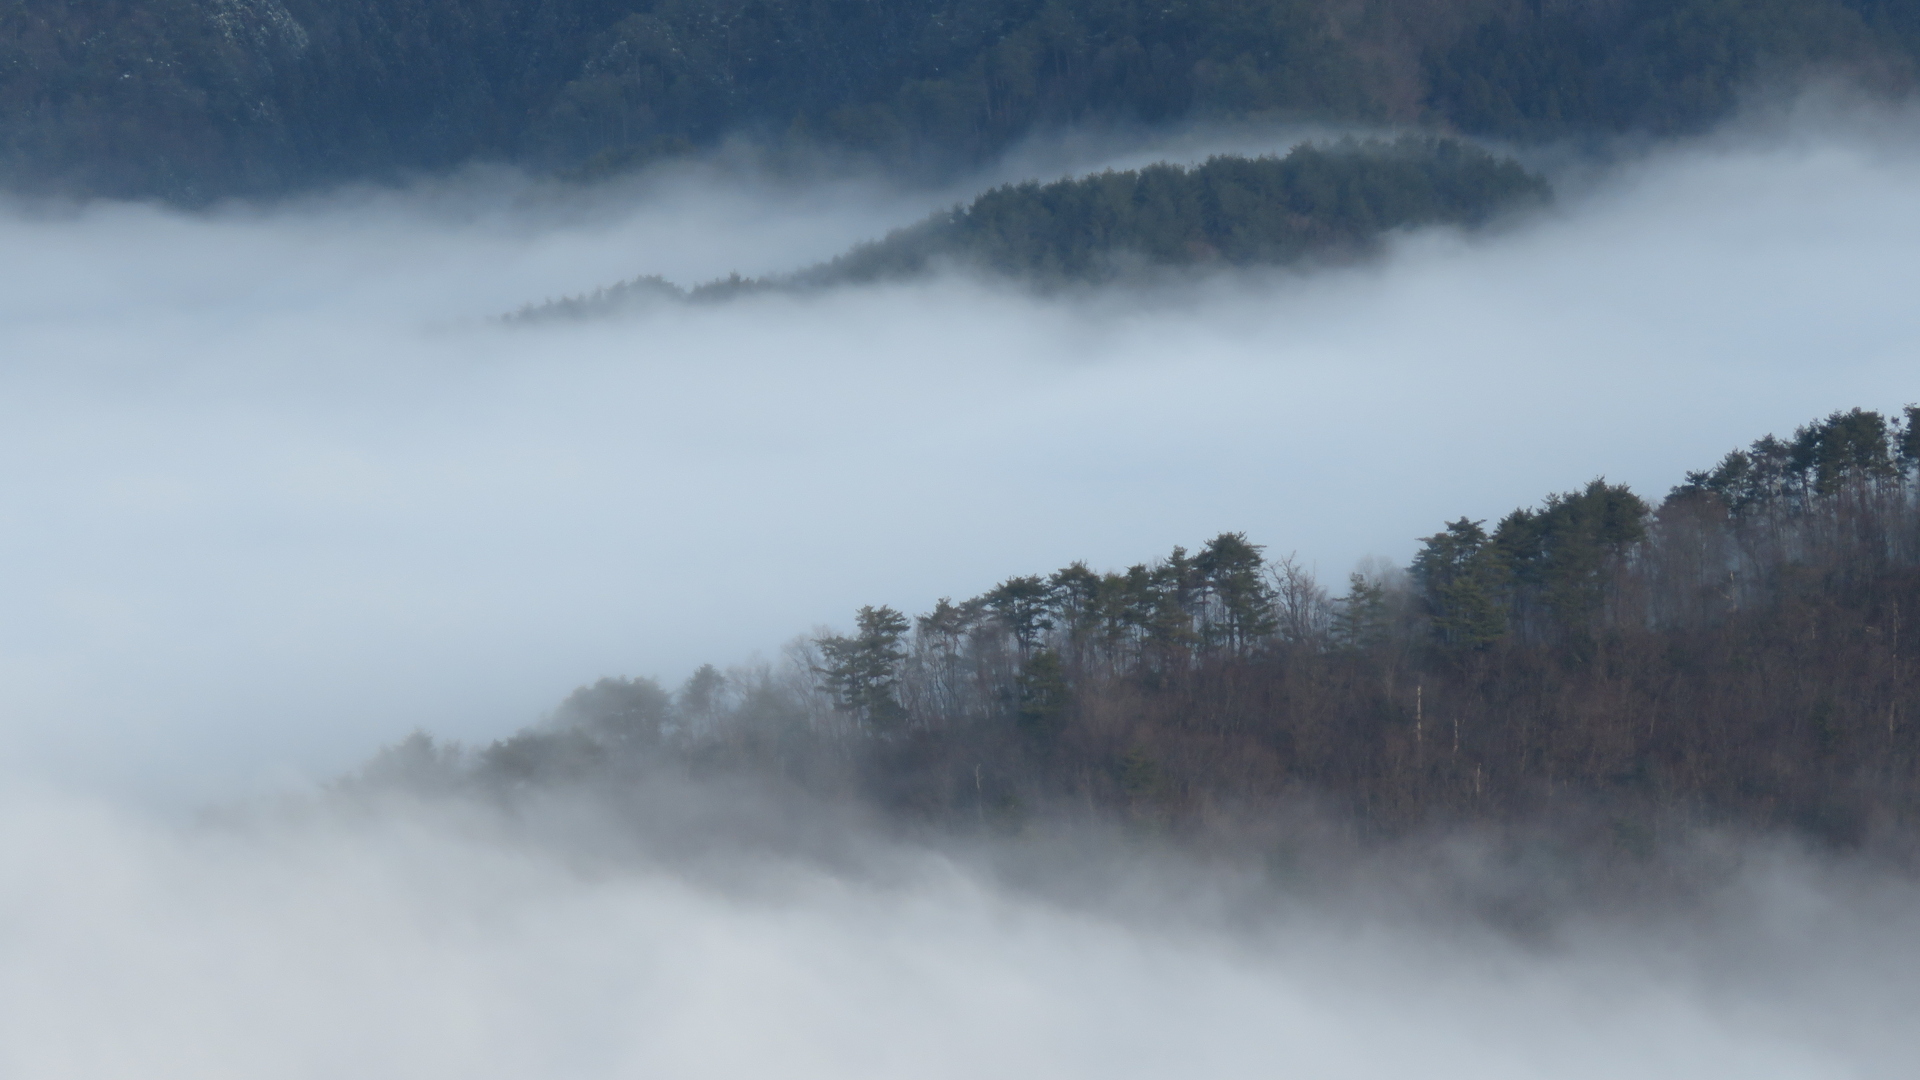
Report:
517,137,1549,316
3,0,1914,201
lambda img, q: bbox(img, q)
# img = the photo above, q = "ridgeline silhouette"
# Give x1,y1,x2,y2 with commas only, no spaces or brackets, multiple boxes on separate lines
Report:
5,0,1916,200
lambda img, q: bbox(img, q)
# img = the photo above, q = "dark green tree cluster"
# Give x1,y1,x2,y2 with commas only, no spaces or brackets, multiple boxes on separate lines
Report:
1677,406,1920,510
1411,517,1511,650
815,604,913,731
388,404,1920,849
5,0,1916,200
511,137,1550,316
810,531,1290,731
1413,479,1649,649
805,136,1548,284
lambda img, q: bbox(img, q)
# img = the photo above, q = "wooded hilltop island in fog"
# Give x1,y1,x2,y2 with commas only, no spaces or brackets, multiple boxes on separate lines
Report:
366,406,1920,852
5,0,1920,200
517,137,1549,314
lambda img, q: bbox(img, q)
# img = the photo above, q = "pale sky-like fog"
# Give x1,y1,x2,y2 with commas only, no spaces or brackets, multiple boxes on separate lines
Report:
2,98,1919,796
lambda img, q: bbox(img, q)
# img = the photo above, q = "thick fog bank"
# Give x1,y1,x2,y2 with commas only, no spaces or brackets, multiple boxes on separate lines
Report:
1,786,1915,1080
3,105,1920,794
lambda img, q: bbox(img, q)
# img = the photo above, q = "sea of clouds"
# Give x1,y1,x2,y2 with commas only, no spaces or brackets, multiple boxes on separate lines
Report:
4,100,1918,792
0,94,1918,1080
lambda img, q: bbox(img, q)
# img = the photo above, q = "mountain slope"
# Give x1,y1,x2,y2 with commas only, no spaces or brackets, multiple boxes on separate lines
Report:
3,0,1913,200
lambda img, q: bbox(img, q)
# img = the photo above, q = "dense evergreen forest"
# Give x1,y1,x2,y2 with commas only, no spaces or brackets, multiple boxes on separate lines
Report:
519,137,1546,312
4,0,1915,200
800,134,1548,283
368,405,1920,853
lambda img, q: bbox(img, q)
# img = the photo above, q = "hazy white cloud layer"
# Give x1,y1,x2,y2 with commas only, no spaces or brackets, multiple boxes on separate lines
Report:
2,789,1916,1080
3,99,1920,1080
2,102,1920,794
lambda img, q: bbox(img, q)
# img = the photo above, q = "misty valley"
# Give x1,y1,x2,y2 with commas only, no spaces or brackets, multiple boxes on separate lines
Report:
6,2,1920,1077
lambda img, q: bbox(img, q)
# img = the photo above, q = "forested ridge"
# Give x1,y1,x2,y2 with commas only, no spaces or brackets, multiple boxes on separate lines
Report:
802,134,1547,284
5,0,1916,200
518,137,1547,312
370,405,1920,853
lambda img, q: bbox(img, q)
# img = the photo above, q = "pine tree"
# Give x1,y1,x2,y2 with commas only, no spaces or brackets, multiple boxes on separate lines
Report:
1330,573,1388,651
987,575,1056,656
1413,519,1509,650
1195,532,1278,654
815,605,912,732
1015,648,1072,748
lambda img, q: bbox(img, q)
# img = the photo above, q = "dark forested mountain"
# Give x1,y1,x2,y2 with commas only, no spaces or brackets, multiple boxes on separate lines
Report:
517,137,1547,312
370,405,1920,852
4,0,1915,200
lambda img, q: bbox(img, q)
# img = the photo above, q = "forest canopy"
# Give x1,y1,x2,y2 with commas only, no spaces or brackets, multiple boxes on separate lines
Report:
518,137,1548,315
369,405,1920,853
3,0,1916,200
799,135,1548,284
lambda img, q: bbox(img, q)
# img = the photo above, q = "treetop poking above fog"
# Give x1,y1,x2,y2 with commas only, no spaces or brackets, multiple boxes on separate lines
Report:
519,137,1549,315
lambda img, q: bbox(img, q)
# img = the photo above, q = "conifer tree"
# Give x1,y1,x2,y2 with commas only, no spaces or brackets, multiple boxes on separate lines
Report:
1195,532,1278,654
1413,519,1509,650
1015,648,1072,748
1330,573,1388,651
987,575,1056,656
816,605,912,732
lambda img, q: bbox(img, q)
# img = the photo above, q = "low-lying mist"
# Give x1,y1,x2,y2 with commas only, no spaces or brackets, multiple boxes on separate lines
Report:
1,99,1917,799
3,779,1917,1079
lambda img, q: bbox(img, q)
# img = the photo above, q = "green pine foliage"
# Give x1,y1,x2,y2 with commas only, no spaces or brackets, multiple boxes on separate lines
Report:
815,604,914,732
808,136,1548,284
